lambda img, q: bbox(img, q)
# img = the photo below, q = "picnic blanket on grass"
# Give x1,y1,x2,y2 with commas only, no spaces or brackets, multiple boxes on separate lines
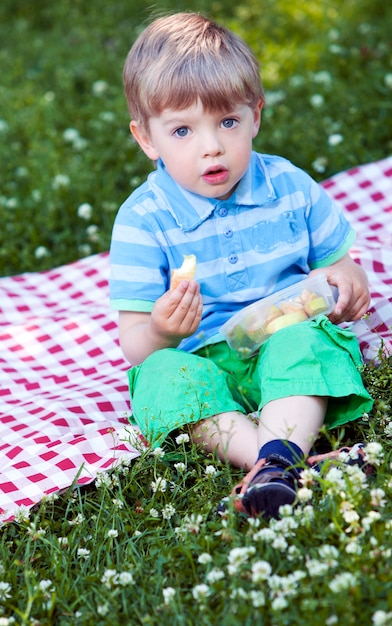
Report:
1,157,392,522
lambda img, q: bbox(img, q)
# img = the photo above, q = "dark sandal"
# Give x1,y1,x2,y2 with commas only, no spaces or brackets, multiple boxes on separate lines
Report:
218,454,300,520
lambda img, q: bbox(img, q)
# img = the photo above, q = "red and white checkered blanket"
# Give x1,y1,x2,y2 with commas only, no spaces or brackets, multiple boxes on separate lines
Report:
1,158,391,521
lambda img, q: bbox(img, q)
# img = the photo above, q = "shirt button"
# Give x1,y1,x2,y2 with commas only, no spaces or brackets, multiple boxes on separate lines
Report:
218,207,228,217
224,228,233,238
228,254,238,264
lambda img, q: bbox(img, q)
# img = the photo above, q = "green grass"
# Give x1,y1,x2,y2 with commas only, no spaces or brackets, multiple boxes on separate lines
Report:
1,353,392,625
0,0,391,276
1,0,392,623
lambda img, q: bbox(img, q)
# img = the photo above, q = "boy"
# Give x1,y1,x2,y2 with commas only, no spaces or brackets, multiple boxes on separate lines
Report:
109,13,373,519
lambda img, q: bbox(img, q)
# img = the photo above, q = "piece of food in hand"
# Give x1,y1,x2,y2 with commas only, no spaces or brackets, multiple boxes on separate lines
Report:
265,310,308,335
170,254,197,290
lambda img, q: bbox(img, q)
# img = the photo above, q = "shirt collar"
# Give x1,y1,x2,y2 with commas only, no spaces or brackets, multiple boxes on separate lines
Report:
149,152,277,232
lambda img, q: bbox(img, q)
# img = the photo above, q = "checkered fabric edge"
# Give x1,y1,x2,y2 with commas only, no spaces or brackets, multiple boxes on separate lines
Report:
0,157,391,522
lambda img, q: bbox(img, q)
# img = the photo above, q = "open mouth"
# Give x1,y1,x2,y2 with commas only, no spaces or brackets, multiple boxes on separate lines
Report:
202,166,229,185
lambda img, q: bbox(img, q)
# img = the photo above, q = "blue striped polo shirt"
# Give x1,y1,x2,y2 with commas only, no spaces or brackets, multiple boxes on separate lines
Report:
109,152,355,352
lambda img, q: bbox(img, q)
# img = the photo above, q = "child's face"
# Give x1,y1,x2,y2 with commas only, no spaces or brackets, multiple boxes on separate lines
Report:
131,99,262,200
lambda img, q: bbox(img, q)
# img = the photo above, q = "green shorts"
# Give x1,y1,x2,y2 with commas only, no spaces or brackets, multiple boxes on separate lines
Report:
127,316,373,447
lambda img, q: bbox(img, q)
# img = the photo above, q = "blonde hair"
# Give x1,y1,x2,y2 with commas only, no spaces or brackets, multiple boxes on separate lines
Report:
123,12,264,128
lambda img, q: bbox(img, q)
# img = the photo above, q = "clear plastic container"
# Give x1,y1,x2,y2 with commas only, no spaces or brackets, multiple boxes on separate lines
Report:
220,274,336,359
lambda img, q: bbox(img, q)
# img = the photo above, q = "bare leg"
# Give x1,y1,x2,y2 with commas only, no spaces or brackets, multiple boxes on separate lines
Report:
191,411,258,470
191,395,327,469
257,396,327,455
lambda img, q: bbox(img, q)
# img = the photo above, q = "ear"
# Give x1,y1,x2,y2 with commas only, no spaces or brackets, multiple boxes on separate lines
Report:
130,120,160,161
252,99,264,138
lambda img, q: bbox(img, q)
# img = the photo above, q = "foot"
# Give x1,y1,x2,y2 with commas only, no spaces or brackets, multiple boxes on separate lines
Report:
306,442,375,475
218,454,300,520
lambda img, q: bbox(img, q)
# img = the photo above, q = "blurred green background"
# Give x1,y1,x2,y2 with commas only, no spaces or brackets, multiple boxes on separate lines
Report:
1,0,391,276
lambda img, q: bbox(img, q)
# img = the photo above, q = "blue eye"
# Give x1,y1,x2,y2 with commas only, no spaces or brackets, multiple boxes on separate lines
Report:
174,127,189,137
222,118,237,129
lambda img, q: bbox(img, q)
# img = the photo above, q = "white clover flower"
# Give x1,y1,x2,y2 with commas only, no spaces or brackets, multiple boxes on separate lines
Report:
370,488,386,508
310,94,324,108
271,595,288,611
77,202,93,220
101,569,118,588
297,487,313,502
227,546,256,569
78,244,92,257
230,587,248,600
174,462,186,472
326,616,339,625
97,604,110,616
345,541,362,555
63,128,80,143
13,506,30,523
5,197,18,209
95,472,112,488
272,535,288,551
319,544,339,562
328,133,343,146
192,584,210,601
39,579,54,593
99,111,116,123
162,587,176,605
299,467,318,487
384,423,392,437
112,498,124,509
57,536,69,547
92,80,108,96
107,529,119,538
329,44,344,54
206,568,225,583
118,572,134,586
365,442,384,465
250,589,266,608
372,610,392,626
52,174,70,189
251,560,272,583
342,509,360,525
162,504,176,520
151,477,167,493
312,156,328,174
328,572,357,593
27,524,46,539
306,558,329,577
383,73,392,89
204,464,217,477
0,582,12,601
265,90,286,106
313,71,332,85
0,119,9,133
175,433,190,445
362,510,382,531
183,513,203,534
77,548,90,559
274,515,298,534
325,466,346,491
150,508,159,518
198,553,212,565
152,447,165,458
34,246,50,259
252,527,276,542
345,464,368,493
86,224,100,242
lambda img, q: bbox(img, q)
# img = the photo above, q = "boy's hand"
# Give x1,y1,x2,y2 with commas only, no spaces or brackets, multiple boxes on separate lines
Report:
150,279,203,343
310,254,370,324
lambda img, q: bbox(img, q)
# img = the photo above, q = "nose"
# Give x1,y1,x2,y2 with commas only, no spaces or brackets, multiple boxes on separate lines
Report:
201,131,224,158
